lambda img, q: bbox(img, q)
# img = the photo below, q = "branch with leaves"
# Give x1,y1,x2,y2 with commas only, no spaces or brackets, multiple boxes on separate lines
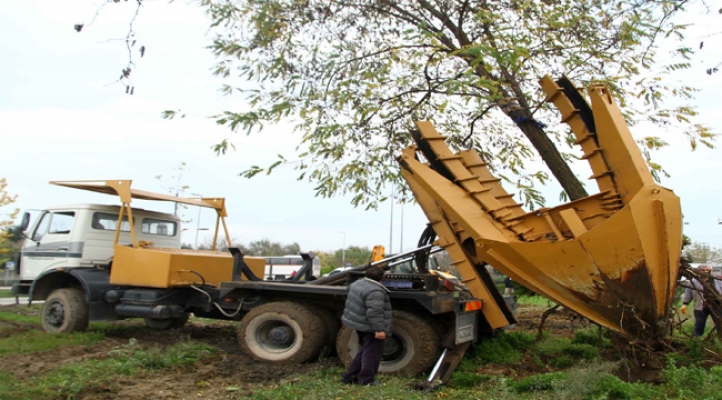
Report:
74,0,147,94
199,0,714,209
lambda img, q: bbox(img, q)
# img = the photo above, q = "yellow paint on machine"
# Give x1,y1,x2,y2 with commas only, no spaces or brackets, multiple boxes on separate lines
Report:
110,246,266,288
50,179,267,288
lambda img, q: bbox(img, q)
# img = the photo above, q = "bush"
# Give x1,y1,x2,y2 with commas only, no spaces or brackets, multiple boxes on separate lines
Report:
511,371,566,392
563,343,599,360
572,328,612,348
469,331,535,365
660,362,716,398
449,371,491,388
549,355,575,369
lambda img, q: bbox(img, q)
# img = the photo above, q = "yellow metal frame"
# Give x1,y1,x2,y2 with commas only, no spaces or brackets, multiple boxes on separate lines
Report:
49,179,265,288
50,180,232,250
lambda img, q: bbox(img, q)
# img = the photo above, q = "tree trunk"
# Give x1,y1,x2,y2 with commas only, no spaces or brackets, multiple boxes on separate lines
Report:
504,106,589,201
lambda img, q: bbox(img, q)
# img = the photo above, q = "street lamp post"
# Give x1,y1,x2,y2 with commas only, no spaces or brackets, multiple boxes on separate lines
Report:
389,186,394,252
192,193,203,250
340,231,346,266
400,201,404,253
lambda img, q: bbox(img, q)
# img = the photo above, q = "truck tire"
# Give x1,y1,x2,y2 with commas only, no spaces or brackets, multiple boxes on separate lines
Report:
238,301,327,363
306,305,341,355
41,288,89,333
336,310,441,376
144,313,190,330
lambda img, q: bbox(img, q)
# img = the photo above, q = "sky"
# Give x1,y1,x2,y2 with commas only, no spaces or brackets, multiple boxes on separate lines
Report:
1,1,721,252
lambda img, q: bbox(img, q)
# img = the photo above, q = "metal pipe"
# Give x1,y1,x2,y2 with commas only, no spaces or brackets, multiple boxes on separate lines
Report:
309,244,442,286
385,247,445,269
370,244,434,266
428,348,448,382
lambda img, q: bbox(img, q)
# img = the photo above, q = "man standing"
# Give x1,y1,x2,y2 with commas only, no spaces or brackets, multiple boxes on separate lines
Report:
340,266,392,386
504,276,514,295
681,265,722,337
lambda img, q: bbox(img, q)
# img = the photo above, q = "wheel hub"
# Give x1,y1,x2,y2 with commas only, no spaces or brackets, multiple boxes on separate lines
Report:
382,334,405,361
268,326,293,345
45,301,65,328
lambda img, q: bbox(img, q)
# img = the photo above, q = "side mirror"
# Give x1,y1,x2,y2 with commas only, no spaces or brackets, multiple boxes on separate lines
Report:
19,212,30,231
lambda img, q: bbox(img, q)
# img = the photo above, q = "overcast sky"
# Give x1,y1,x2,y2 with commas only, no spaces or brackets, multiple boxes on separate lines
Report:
2,1,721,252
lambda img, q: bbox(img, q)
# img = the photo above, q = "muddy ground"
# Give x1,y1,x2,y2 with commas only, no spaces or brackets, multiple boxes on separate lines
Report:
0,303,573,399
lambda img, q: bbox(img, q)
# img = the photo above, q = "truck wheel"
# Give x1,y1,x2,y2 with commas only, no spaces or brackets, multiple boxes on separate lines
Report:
238,301,327,363
336,310,441,376
144,313,190,330
41,288,89,333
307,305,340,355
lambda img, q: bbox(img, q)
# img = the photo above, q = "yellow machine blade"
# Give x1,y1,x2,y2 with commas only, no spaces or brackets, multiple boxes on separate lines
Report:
399,77,682,339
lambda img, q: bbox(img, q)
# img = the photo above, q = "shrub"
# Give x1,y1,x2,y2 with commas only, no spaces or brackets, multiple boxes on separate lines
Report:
511,371,566,392
449,371,491,388
572,328,612,348
470,331,535,365
549,355,575,369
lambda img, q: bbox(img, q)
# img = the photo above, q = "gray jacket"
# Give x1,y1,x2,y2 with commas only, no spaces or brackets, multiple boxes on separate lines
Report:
341,278,392,335
683,277,722,311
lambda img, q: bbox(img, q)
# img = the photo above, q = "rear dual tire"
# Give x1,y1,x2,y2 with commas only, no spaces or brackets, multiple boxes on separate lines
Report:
238,301,331,363
336,310,441,376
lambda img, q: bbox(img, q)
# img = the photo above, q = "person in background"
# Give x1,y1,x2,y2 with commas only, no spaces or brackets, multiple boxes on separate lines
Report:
504,276,514,295
340,266,392,386
681,265,722,337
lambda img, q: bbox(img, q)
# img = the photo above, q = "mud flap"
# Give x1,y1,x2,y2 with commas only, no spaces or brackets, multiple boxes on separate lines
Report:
416,311,477,390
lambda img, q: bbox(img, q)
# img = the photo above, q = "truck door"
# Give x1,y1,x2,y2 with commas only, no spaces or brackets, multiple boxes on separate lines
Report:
20,211,78,280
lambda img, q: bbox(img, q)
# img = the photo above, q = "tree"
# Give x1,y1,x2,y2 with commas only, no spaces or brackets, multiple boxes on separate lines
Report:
685,241,722,264
0,179,19,265
330,245,372,268
198,235,246,252
197,0,713,208
246,239,300,256
155,162,192,229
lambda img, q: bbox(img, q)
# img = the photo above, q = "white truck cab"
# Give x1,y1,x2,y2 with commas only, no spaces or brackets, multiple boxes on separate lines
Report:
17,204,180,283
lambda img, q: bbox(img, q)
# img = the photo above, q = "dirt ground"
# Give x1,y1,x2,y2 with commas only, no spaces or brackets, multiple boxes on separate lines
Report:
0,303,573,399
0,304,344,399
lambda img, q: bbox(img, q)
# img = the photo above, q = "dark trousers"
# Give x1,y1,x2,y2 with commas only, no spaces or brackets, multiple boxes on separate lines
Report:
694,309,710,337
341,331,384,385
694,306,722,337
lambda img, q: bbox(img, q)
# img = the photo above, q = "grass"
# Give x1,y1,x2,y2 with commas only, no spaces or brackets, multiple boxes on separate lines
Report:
240,361,663,400
244,356,722,400
0,339,219,400
0,329,106,355
0,310,41,324
5,304,722,399
0,311,149,355
516,295,557,307
0,290,15,298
